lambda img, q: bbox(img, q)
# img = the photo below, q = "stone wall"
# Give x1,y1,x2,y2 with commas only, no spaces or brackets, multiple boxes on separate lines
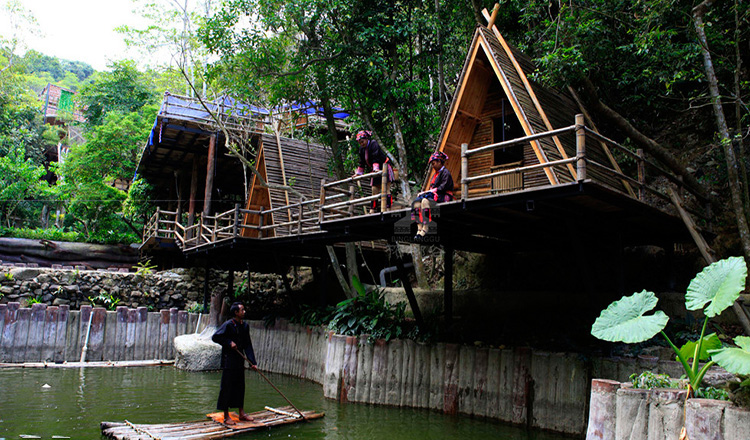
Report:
585,378,750,440
0,302,207,363
0,265,285,312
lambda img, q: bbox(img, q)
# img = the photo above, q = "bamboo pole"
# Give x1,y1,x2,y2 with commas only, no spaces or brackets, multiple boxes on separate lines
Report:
319,179,326,223
461,143,468,201
575,114,586,181
380,166,388,213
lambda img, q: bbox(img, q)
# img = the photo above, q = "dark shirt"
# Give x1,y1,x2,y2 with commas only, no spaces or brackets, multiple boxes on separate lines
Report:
212,318,257,369
358,139,388,171
430,166,454,200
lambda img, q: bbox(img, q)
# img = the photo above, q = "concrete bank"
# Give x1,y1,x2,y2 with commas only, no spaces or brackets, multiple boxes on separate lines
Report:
585,378,750,440
0,302,207,362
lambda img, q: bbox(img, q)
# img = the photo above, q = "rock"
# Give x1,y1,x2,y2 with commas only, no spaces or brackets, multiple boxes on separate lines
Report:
52,298,70,306
42,294,53,302
0,286,13,295
703,368,737,388
174,329,221,371
9,268,42,280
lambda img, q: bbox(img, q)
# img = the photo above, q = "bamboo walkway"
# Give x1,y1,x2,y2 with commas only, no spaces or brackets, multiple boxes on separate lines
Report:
101,406,324,440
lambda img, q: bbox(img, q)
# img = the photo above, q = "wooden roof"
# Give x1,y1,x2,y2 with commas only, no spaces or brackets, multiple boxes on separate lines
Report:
426,24,629,196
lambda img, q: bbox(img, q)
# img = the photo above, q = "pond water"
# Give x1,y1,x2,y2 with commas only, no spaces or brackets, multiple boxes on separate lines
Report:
0,367,572,439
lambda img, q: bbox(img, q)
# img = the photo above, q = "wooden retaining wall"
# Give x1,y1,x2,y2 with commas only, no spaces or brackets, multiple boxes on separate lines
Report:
248,320,591,435
0,302,205,363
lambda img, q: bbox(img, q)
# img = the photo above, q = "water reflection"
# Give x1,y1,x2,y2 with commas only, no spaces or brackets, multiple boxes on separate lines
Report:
0,367,571,439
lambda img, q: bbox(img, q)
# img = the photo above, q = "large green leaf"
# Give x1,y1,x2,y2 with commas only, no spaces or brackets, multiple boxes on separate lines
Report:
676,333,721,362
351,275,366,297
685,257,747,317
709,336,750,375
591,290,669,343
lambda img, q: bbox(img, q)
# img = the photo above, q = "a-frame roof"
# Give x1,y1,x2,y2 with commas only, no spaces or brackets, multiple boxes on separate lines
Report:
427,22,630,196
243,133,331,237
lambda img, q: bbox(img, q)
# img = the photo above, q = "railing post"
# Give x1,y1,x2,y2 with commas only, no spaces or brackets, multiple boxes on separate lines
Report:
155,207,161,237
258,207,264,238
198,215,203,245
348,183,355,217
212,215,217,242
319,178,326,223
233,203,239,238
380,165,388,213
297,199,303,235
575,114,586,181
461,143,468,201
637,149,645,200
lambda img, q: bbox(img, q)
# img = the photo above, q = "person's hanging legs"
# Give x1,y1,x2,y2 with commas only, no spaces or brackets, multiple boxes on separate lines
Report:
420,198,433,237
370,184,381,214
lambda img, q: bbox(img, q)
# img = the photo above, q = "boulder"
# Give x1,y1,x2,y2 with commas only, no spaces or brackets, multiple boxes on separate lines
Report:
10,268,42,280
174,328,221,371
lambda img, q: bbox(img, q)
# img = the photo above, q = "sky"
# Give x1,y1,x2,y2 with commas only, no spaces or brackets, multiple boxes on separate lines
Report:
6,0,148,71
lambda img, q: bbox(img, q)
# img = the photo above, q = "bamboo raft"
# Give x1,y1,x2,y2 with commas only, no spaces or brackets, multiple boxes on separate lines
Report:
101,406,324,439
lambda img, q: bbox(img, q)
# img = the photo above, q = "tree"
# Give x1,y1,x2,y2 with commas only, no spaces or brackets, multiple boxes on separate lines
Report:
0,145,53,227
76,60,158,128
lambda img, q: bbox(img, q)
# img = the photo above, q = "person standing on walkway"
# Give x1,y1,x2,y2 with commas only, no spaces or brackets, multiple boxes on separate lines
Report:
212,302,257,425
354,130,395,213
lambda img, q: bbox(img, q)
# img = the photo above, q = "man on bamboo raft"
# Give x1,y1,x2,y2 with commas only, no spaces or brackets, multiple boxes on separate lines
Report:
412,151,454,241
212,302,257,425
354,130,395,213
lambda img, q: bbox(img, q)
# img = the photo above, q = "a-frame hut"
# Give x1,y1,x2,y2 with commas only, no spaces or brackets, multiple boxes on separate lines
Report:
242,134,331,238
425,24,631,199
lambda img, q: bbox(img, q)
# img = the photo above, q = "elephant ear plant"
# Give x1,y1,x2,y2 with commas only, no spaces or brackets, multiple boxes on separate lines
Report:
592,256,748,395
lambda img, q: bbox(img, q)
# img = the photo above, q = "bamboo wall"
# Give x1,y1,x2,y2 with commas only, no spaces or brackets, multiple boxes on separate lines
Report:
0,303,203,363
248,320,591,435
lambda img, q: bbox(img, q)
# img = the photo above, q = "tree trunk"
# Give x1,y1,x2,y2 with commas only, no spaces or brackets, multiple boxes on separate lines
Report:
580,78,708,200
693,1,750,262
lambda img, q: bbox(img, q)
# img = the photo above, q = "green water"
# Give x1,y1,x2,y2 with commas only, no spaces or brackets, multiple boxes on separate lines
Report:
0,367,572,439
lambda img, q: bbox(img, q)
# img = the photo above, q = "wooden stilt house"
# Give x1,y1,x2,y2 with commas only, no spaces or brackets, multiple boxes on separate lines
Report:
242,134,331,238
425,24,632,199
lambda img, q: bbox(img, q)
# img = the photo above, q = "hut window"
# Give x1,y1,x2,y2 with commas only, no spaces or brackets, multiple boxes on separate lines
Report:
492,115,524,166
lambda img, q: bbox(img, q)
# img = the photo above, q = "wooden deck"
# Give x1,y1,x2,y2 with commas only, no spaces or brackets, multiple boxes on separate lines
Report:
101,406,324,440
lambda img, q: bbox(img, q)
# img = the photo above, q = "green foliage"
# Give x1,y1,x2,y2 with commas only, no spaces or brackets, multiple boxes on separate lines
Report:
630,371,674,390
0,226,80,242
26,296,42,305
134,259,157,276
592,257,748,392
591,290,669,343
0,145,56,227
695,386,730,401
3,272,12,281
186,302,204,314
88,292,120,311
710,336,750,375
292,276,433,343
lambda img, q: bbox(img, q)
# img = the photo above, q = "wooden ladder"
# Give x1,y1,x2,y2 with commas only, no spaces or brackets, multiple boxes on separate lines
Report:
669,188,750,335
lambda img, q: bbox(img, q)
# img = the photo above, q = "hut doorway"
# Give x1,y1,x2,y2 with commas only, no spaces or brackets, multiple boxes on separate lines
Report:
490,99,525,193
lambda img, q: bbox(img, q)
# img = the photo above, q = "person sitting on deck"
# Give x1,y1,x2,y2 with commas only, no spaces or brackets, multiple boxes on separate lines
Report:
212,302,257,425
354,130,395,213
412,151,454,241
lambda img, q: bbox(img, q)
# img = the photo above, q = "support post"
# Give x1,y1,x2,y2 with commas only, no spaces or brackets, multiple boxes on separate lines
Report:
319,178,326,223
175,170,183,224
575,114,586,181
203,262,210,314
258,207,264,238
461,143,468,201
397,260,424,328
380,165,388,213
348,184,355,217
233,203,240,238
227,268,234,301
637,149,645,200
297,200,303,235
203,133,217,217
444,245,454,326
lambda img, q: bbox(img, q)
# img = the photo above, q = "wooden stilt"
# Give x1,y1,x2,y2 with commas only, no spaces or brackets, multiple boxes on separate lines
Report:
396,260,424,328
188,157,199,239
444,245,454,326
203,134,217,217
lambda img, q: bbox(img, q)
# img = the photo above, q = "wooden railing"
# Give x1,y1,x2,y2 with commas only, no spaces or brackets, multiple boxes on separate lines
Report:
318,166,393,223
143,114,710,251
461,114,710,222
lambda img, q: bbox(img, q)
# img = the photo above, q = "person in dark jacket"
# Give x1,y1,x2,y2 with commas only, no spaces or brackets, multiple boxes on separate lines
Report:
354,130,395,213
212,302,257,425
412,151,454,240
